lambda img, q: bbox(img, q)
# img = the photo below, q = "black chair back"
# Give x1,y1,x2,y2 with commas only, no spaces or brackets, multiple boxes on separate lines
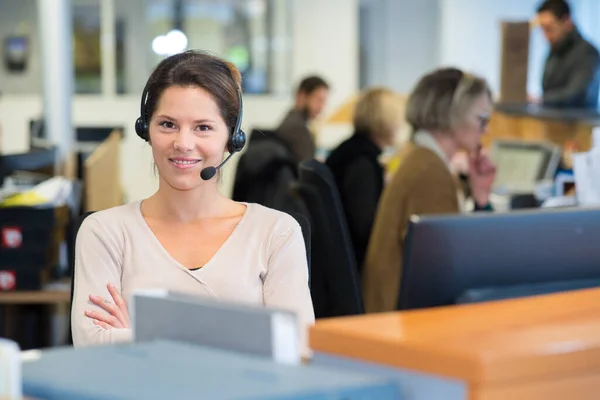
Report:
297,159,363,318
232,134,299,212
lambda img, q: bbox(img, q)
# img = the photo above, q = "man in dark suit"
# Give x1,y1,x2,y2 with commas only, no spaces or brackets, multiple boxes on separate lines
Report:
536,0,600,108
275,76,329,164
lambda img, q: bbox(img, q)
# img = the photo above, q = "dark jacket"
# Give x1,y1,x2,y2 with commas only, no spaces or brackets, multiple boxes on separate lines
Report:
542,28,600,109
231,135,301,214
275,109,316,164
325,133,384,272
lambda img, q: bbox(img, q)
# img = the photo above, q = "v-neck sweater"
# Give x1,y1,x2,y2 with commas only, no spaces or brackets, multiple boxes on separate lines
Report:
71,201,315,356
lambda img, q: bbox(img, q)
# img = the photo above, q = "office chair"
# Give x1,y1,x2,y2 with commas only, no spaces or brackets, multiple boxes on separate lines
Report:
297,159,364,318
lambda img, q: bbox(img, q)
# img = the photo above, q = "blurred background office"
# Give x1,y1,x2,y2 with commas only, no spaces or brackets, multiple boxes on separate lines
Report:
3,0,600,350
3,0,600,204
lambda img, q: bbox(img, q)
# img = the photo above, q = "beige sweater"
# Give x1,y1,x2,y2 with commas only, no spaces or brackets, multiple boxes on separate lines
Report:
71,201,315,354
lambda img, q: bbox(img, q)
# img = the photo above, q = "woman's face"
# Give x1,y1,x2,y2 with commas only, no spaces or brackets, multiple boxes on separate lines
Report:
452,93,491,153
148,85,229,191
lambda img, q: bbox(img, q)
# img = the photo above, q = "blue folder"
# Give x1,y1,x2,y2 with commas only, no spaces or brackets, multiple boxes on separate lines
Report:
23,340,401,400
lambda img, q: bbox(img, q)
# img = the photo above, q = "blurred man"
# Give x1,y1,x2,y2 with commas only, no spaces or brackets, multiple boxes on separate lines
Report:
276,76,329,163
536,0,600,108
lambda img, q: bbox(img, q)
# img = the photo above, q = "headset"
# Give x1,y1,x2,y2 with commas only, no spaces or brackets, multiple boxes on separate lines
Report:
134,73,246,180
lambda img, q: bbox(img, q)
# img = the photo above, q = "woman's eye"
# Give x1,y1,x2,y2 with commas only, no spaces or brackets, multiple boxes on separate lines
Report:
159,121,176,129
197,124,212,132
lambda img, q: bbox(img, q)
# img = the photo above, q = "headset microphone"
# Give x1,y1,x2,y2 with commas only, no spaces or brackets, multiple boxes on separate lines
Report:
200,152,236,181
198,87,246,181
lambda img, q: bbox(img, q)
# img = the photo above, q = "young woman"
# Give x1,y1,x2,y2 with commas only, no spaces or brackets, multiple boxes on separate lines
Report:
71,50,315,355
362,68,497,313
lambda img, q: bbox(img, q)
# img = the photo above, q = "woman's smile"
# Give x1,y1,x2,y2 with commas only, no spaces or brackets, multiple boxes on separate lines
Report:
168,157,202,169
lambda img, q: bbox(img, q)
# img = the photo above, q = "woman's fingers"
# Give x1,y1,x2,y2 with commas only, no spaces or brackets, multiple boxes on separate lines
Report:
92,318,112,330
86,283,131,329
107,283,130,325
88,294,127,328
85,309,123,329
89,294,122,318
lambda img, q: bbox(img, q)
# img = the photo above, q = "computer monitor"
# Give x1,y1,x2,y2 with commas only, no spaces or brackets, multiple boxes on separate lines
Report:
398,207,600,311
490,139,561,194
28,119,124,150
0,147,57,186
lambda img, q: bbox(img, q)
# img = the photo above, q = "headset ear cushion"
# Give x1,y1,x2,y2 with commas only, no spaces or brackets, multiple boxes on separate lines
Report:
135,117,148,141
230,130,246,153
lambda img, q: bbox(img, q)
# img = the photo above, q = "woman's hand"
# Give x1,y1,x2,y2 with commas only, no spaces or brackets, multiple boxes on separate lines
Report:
468,147,496,207
85,283,131,330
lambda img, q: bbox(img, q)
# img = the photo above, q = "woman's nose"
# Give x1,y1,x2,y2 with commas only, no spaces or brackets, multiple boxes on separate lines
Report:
173,129,194,152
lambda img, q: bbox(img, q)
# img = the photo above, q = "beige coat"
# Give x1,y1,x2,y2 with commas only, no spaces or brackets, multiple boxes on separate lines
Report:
362,140,462,313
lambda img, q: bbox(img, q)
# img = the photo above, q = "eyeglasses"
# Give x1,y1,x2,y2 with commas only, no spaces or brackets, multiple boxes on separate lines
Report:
477,114,490,131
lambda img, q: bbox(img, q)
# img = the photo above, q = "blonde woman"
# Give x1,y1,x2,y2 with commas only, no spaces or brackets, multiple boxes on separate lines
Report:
362,68,496,313
326,87,404,272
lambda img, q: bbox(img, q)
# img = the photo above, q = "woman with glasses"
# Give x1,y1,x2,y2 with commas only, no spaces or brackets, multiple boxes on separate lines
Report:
362,67,497,313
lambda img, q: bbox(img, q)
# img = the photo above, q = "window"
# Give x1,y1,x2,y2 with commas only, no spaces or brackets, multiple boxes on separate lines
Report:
73,0,102,94
0,0,292,96
115,0,293,95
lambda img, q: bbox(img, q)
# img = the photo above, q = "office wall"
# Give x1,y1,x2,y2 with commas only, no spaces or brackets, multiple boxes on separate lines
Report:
0,0,358,202
0,0,41,94
291,0,358,111
360,0,600,99
360,0,440,94
439,0,547,98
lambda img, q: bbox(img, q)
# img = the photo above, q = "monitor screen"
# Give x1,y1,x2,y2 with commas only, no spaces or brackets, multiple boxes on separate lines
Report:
490,140,560,193
398,207,600,311
493,147,546,191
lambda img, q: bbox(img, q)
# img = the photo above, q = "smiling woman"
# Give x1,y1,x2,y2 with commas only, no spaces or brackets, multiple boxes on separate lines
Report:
71,50,315,357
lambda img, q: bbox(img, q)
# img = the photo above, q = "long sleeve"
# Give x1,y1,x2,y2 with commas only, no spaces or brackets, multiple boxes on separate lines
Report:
362,159,460,313
284,125,316,164
276,110,316,163
71,216,132,346
263,218,315,357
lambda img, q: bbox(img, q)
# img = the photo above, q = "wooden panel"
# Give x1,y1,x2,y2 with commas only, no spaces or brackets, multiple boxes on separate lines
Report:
487,111,593,151
310,287,600,386
499,21,530,103
0,290,70,304
472,367,600,400
325,95,358,124
83,130,122,212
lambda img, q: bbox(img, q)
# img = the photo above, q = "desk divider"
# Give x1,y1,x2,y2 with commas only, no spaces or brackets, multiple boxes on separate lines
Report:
130,289,300,365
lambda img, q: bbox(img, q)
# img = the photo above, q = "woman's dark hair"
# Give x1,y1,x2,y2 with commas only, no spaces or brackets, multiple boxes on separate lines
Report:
143,50,242,133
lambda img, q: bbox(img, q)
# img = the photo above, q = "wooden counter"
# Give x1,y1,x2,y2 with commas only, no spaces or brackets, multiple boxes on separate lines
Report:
309,287,600,400
0,290,70,305
484,104,600,152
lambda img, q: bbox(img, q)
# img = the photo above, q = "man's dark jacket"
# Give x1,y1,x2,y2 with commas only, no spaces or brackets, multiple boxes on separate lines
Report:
542,28,600,109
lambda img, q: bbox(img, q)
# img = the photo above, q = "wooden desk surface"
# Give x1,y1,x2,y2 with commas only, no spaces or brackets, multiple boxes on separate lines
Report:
310,287,600,387
0,290,70,305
